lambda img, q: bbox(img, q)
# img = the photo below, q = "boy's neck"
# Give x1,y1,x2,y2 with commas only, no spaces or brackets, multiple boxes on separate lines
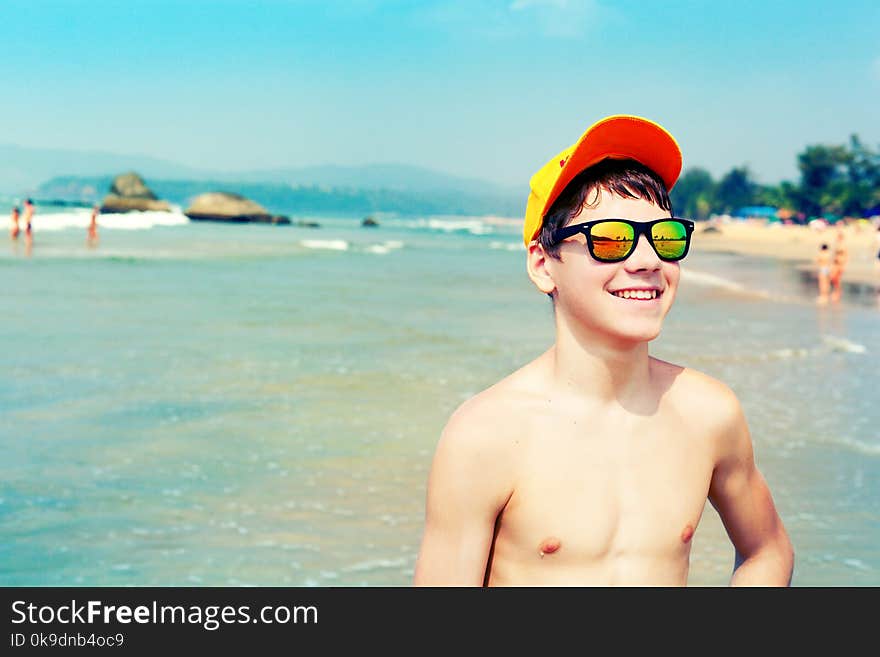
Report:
548,322,653,406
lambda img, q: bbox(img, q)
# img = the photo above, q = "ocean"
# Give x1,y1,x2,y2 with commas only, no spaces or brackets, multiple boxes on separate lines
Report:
1,204,878,586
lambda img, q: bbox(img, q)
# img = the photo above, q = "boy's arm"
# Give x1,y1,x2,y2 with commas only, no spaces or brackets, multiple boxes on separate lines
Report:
707,388,794,586
413,403,514,586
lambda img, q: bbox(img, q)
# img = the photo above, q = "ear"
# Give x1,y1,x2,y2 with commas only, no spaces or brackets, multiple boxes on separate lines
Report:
526,240,557,295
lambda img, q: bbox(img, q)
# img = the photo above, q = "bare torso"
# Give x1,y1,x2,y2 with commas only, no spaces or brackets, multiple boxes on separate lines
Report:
480,354,715,586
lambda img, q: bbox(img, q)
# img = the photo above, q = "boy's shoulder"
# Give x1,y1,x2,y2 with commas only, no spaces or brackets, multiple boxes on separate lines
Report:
444,366,536,433
653,357,738,399
438,359,545,455
653,357,748,446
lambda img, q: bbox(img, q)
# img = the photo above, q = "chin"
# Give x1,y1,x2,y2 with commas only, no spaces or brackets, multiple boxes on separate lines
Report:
621,328,662,344
607,319,664,345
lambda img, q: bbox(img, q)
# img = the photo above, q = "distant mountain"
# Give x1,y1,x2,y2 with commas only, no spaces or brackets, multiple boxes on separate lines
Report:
2,144,524,216
0,144,207,194
231,164,512,196
35,175,524,218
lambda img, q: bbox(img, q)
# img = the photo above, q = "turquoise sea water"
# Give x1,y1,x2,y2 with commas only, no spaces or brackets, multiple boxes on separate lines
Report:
1,206,878,586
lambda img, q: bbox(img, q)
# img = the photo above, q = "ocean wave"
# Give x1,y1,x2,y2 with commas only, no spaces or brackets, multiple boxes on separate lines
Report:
691,347,812,364
489,241,524,251
365,240,404,255
682,268,755,294
27,208,189,231
300,239,349,251
821,335,867,354
831,437,880,456
403,217,493,235
342,557,409,573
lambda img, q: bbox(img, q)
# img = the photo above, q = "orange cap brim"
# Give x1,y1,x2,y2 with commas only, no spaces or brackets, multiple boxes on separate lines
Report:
523,115,682,245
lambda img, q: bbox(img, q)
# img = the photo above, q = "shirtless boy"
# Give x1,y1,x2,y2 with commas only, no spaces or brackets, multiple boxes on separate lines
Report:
414,115,794,586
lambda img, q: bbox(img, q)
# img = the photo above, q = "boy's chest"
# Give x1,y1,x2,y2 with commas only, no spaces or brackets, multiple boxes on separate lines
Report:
498,420,714,560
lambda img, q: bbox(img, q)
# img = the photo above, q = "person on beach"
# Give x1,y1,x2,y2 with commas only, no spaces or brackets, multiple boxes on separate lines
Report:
23,198,34,227
9,206,20,240
87,204,100,247
23,199,34,254
874,225,880,273
414,115,794,586
816,243,832,304
829,228,848,302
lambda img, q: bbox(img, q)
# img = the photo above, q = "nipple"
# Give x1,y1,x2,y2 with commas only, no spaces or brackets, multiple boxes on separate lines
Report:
538,537,561,558
680,524,694,544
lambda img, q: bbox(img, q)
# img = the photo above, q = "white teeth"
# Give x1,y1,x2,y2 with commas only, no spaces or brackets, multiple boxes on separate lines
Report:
612,289,660,300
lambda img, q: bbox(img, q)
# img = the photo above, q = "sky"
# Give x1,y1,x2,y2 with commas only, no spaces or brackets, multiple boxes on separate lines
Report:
0,0,878,188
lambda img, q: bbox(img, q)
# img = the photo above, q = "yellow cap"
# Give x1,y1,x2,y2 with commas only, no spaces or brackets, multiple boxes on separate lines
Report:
523,115,682,245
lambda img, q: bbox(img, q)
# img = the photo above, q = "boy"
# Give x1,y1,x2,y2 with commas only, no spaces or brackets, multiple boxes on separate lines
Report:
414,115,793,586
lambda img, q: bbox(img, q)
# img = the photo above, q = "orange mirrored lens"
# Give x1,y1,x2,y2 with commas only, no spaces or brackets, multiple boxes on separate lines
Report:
590,221,634,260
651,220,688,259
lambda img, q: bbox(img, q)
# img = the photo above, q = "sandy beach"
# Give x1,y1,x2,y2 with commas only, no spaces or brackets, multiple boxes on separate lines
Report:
694,219,880,293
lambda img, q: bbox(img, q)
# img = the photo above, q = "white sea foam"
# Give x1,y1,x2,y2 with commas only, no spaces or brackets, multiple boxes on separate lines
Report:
821,335,867,354
342,557,409,573
481,215,522,227
300,239,349,251
832,437,880,456
489,241,524,251
365,240,404,255
404,217,493,235
765,348,812,360
29,208,189,231
681,268,750,293
429,218,492,234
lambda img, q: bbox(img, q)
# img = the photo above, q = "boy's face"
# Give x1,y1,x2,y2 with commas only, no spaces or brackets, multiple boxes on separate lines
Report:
535,188,681,346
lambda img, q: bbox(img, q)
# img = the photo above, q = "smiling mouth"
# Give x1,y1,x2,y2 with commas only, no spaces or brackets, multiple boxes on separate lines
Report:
608,289,662,300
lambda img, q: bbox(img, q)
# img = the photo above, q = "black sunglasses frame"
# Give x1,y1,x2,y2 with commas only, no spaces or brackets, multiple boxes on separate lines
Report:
551,218,695,263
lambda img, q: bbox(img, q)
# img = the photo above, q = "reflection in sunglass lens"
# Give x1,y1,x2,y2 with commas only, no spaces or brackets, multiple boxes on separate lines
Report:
651,220,688,260
590,221,634,261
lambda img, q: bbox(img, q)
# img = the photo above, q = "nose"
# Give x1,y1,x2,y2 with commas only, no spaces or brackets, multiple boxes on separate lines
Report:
624,234,662,272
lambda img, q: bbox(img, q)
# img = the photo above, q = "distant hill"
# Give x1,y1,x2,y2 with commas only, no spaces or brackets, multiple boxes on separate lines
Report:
35,175,523,218
3,143,524,216
231,164,510,196
0,144,205,194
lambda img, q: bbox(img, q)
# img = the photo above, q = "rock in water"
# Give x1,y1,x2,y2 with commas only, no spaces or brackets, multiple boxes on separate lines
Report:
185,192,287,224
100,172,171,213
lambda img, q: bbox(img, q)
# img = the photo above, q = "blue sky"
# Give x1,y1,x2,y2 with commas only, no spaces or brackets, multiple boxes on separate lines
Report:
0,0,877,187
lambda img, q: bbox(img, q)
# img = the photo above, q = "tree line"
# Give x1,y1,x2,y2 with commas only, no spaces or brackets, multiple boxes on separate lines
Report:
670,136,880,222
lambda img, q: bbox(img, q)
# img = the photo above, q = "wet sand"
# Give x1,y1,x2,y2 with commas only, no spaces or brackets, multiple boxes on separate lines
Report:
694,220,880,292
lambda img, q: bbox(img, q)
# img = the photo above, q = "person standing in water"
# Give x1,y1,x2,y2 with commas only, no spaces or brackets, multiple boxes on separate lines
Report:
815,243,831,305
87,204,100,247
22,199,34,255
874,224,880,273
9,206,20,240
829,227,848,302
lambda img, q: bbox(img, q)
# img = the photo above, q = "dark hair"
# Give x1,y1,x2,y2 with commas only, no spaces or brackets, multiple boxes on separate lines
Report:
537,159,672,260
